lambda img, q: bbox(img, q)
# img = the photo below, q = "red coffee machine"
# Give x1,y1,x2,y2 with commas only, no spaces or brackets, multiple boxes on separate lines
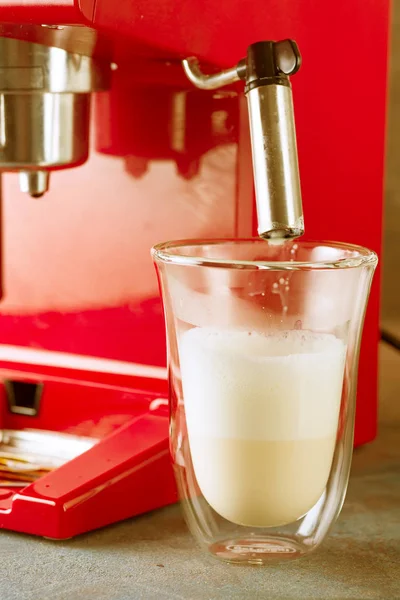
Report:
0,1,389,538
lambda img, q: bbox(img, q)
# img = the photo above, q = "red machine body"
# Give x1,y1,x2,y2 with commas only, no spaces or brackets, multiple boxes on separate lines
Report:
0,0,390,537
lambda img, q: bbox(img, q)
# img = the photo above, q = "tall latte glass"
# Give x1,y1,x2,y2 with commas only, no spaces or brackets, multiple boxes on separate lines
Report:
152,239,377,565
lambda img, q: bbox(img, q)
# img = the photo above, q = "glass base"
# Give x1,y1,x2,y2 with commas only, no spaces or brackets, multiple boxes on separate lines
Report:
209,537,305,565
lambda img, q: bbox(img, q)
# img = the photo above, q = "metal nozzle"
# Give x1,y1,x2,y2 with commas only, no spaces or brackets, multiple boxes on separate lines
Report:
182,40,304,240
19,171,50,198
182,57,246,90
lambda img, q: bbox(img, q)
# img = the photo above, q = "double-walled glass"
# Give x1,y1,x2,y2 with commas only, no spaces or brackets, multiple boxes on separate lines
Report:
152,239,377,565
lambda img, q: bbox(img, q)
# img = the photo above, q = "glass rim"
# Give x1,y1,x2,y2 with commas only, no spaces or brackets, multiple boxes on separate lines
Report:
151,238,378,271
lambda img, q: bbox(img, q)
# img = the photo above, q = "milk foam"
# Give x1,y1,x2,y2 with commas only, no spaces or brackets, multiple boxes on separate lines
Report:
179,328,346,442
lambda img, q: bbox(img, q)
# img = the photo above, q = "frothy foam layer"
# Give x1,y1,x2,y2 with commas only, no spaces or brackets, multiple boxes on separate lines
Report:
179,327,346,527
179,328,346,442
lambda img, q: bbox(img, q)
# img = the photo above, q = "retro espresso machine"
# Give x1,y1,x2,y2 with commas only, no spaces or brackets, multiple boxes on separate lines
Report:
0,2,390,538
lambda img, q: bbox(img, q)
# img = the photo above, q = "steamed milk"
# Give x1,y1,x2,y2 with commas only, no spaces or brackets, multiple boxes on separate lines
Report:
179,328,346,528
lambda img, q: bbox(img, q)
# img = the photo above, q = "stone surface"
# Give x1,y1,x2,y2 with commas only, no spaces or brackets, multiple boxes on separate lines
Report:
0,342,399,600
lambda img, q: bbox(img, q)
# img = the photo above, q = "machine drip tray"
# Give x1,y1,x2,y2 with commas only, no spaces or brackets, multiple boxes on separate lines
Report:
0,372,176,539
0,429,97,487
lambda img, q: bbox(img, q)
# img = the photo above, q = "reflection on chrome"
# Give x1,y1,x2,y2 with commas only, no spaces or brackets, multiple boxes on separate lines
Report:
0,429,97,487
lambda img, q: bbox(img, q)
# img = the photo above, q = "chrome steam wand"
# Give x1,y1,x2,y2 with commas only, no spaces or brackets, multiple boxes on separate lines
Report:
183,40,304,240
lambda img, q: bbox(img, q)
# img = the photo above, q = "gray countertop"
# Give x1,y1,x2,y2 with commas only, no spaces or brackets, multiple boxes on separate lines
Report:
0,342,399,600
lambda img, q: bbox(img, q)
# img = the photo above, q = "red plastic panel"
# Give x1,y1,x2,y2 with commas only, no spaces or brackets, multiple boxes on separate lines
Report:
0,81,251,365
0,412,177,539
0,0,83,23
86,0,388,67
0,376,176,539
0,0,390,455
0,379,158,435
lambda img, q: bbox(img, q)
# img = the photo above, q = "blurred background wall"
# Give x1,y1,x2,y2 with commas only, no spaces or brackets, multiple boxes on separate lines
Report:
382,0,400,345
